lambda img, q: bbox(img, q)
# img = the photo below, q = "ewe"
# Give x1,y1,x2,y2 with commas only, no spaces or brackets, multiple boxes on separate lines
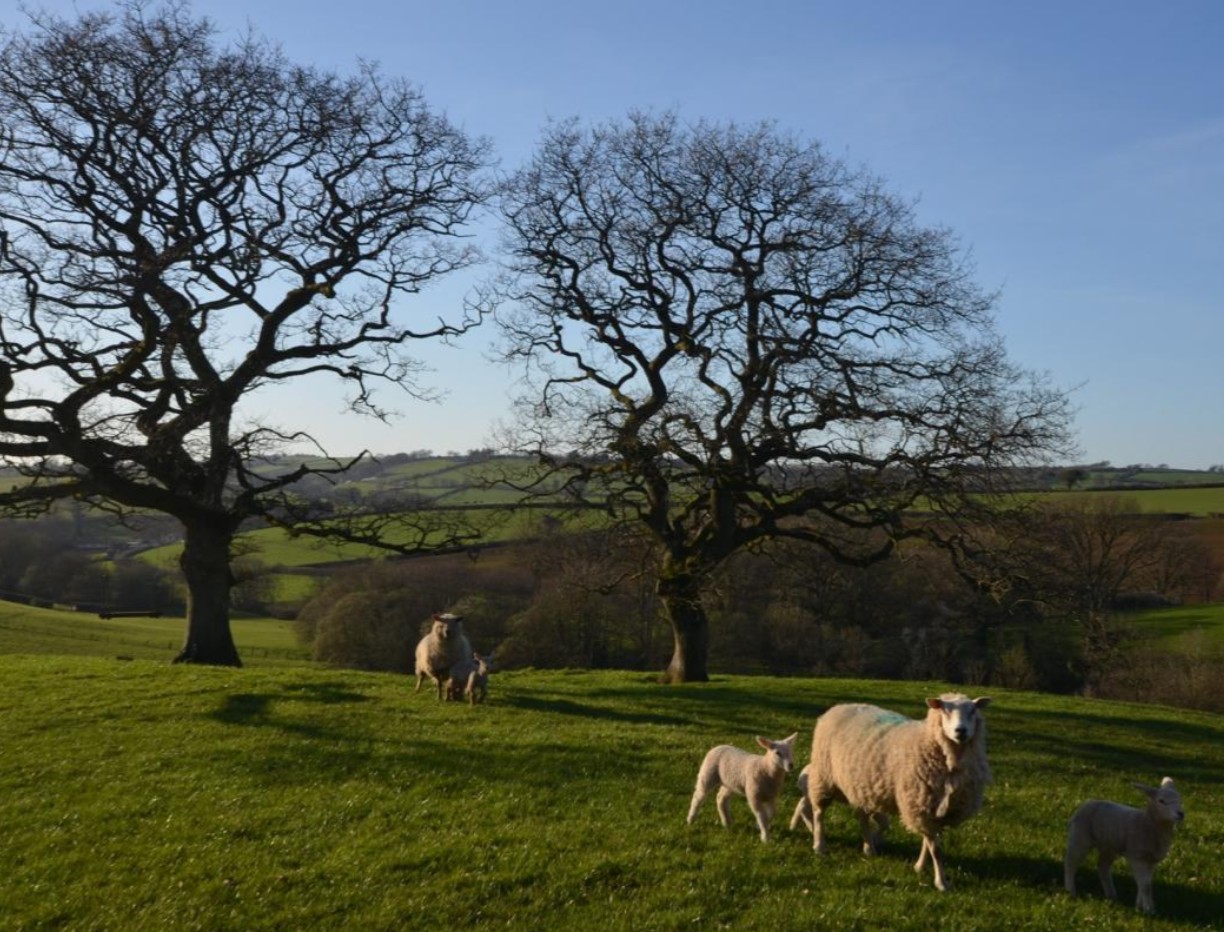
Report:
687,733,798,842
807,694,992,891
413,613,472,700
1064,777,1184,915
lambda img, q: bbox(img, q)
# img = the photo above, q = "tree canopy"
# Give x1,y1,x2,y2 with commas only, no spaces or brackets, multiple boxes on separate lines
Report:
493,112,1073,682
0,2,490,664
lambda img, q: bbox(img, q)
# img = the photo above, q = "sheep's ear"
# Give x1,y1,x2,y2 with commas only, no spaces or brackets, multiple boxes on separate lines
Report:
973,697,992,709
1132,782,1157,798
926,698,942,710
755,736,770,750
784,732,799,746
1160,776,1176,788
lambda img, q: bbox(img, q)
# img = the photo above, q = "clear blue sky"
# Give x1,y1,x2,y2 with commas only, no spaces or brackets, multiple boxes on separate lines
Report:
5,0,1222,467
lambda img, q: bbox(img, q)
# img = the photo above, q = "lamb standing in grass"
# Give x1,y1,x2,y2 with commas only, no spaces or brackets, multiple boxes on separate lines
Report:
790,764,814,832
806,694,992,891
414,613,472,700
1064,777,1184,915
687,733,798,843
446,651,493,706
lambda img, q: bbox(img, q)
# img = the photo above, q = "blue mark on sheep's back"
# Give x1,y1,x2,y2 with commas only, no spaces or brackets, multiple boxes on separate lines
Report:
859,706,909,730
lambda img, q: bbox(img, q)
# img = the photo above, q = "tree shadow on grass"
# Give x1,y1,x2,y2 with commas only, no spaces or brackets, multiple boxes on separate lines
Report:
502,694,692,727
210,680,367,729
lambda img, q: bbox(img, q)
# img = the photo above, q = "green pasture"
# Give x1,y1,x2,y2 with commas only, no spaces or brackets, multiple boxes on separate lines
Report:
0,602,306,664
0,658,1220,931
138,504,607,571
1130,603,1224,656
1039,486,1224,516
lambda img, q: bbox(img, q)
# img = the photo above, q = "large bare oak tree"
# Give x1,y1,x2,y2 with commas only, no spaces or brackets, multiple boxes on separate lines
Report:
494,113,1072,683
0,3,489,664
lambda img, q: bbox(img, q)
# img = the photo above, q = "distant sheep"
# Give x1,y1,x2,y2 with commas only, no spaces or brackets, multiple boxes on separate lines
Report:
1064,777,1185,914
446,651,493,706
413,613,472,700
687,733,798,843
807,694,992,891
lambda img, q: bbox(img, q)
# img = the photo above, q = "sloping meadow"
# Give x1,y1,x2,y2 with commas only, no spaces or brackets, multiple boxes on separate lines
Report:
1,657,1221,930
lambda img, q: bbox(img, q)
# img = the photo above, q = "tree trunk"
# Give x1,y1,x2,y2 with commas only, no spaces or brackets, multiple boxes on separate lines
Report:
659,571,710,683
173,518,242,666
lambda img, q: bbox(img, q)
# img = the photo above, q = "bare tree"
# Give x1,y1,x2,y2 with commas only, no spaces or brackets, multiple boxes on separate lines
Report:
0,3,490,664
492,113,1072,682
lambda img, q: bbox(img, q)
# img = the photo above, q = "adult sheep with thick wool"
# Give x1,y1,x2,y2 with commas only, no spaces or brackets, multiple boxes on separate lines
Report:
414,613,472,700
806,693,992,891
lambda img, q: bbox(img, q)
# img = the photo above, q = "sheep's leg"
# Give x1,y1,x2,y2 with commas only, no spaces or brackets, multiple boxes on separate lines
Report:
748,795,773,843
686,777,713,825
1131,859,1155,914
1096,852,1118,900
715,786,735,827
917,834,950,891
789,795,813,832
414,672,424,692
810,794,829,854
1063,833,1091,896
856,810,878,856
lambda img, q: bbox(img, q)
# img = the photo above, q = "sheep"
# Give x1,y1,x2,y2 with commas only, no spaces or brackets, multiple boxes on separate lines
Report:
686,733,798,843
445,651,493,706
807,693,993,891
413,612,472,700
1063,777,1184,914
790,764,814,831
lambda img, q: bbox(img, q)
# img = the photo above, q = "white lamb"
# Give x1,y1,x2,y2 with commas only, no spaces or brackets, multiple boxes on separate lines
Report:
790,764,814,831
807,693,992,892
686,733,798,843
446,651,493,706
413,613,472,700
1063,777,1184,915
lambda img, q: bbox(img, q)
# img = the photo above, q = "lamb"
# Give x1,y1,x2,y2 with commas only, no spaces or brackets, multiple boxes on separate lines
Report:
446,651,493,706
686,733,798,843
413,613,472,700
790,764,814,831
1063,777,1184,914
806,693,992,892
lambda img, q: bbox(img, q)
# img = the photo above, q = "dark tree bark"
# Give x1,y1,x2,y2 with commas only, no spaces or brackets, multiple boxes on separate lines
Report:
174,518,241,666
658,568,710,684
492,112,1074,682
0,3,490,665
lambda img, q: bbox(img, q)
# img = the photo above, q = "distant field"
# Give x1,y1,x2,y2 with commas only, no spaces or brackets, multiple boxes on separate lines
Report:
0,602,307,664
1039,486,1224,516
1130,603,1224,656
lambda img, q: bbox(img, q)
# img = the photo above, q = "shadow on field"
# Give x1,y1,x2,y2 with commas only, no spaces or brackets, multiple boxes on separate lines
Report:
996,706,1224,786
503,694,691,727
211,681,369,735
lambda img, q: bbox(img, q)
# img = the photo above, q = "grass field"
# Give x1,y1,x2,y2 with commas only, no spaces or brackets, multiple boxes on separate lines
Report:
1,652,1222,930
0,602,307,664
1130,603,1224,656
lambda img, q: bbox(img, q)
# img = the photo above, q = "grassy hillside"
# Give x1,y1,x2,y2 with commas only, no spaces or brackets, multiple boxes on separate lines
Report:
0,602,306,664
1,656,1220,930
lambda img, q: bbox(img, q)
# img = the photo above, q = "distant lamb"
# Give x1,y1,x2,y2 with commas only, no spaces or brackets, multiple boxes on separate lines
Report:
1064,777,1184,914
687,733,798,843
446,651,493,706
807,694,993,891
414,613,472,700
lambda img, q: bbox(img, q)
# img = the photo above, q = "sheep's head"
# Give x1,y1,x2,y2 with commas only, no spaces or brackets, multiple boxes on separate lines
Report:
756,733,799,773
927,694,991,746
1135,777,1185,826
431,612,464,640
